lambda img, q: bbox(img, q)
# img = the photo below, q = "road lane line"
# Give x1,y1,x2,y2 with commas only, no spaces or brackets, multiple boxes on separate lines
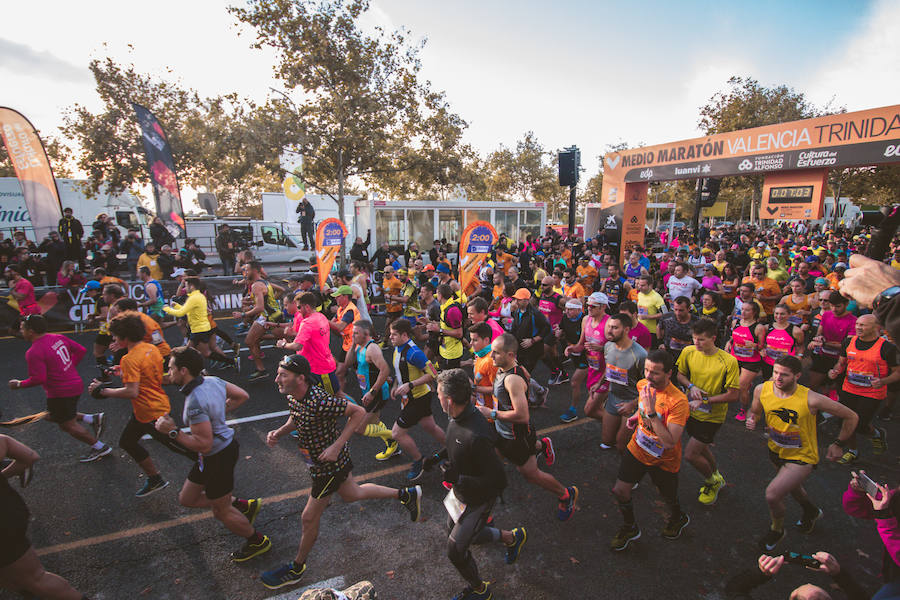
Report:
140,410,290,440
37,418,588,556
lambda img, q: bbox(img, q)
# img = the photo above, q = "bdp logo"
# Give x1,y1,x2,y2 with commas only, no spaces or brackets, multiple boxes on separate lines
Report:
630,216,639,223
738,159,753,171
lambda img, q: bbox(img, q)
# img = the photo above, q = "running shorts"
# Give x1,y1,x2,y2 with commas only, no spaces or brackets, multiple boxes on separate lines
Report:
396,392,434,429
187,440,240,501
45,396,79,424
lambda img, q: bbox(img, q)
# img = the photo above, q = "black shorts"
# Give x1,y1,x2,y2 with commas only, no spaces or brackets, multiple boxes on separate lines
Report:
616,447,679,496
811,352,839,374
187,439,239,501
738,360,762,373
839,389,882,434
761,361,774,380
190,330,213,344
311,463,352,499
45,396,79,423
95,333,112,346
396,392,434,429
686,417,722,445
496,425,538,467
439,356,462,371
569,352,588,371
0,489,30,568
768,448,816,470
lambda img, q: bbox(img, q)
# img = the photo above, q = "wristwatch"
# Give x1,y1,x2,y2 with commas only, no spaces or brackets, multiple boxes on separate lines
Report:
874,286,900,309
490,409,497,420
168,429,179,440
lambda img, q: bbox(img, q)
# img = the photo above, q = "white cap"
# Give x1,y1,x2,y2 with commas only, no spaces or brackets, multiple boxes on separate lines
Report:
171,268,186,277
587,292,609,306
565,299,583,309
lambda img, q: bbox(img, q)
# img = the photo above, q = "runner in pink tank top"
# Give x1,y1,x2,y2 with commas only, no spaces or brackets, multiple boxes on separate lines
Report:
761,305,804,379
726,300,766,422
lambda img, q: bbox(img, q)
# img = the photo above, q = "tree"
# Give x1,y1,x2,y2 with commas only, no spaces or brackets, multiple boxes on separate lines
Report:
697,76,834,223
0,135,74,179
231,0,469,262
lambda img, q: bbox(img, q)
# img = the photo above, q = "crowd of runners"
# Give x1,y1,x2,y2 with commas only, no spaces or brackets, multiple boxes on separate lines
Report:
4,219,900,599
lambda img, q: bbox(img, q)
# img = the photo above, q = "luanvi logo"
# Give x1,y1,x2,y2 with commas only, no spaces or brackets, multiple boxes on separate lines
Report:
885,144,900,158
738,159,753,171
606,155,621,169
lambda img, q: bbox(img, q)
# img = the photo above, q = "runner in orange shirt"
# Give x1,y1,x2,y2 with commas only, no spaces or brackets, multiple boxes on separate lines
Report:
610,349,690,551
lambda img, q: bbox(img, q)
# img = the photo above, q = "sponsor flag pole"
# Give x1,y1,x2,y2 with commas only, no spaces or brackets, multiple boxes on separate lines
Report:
315,218,348,291
131,103,186,239
458,220,498,297
0,108,63,240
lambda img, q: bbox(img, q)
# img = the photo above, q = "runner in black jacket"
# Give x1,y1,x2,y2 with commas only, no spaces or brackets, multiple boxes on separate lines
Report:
427,368,527,600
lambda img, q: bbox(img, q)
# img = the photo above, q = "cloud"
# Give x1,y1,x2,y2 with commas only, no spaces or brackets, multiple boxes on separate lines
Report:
805,0,900,111
0,38,89,83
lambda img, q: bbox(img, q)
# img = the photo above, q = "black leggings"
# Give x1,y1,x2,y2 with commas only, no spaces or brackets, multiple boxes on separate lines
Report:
212,327,235,346
119,414,197,464
447,500,501,589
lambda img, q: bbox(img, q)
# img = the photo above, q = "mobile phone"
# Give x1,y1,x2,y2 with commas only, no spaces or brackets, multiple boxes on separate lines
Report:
856,471,881,497
782,551,820,569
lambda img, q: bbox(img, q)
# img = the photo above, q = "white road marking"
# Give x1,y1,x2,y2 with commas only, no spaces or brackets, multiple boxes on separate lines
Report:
141,410,289,440
264,576,346,600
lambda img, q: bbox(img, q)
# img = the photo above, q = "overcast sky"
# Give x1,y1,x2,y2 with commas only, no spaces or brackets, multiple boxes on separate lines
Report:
2,0,899,183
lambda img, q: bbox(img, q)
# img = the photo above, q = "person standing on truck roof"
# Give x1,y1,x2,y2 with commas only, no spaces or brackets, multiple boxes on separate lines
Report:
58,207,84,269
296,197,316,251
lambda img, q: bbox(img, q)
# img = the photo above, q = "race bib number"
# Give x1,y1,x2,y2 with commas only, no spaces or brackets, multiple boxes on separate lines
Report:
788,315,803,325
766,427,801,449
299,447,316,466
587,353,601,371
357,373,367,391
734,344,756,358
638,306,648,317
669,338,689,351
722,285,734,294
444,489,466,523
766,347,786,360
605,364,629,386
847,370,874,388
627,277,636,287
635,428,664,458
151,329,164,345
608,292,618,303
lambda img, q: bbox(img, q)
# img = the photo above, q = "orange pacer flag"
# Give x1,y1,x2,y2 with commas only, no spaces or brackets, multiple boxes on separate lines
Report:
458,221,498,297
316,218,348,291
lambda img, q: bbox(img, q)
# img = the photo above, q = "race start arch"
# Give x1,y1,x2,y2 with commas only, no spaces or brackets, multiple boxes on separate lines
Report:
597,104,900,250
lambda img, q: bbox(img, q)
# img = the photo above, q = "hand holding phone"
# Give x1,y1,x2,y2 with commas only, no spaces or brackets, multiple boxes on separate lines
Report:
782,551,821,569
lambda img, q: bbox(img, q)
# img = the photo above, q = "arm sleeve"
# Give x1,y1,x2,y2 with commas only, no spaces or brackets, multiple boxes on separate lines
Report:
881,341,899,367
876,509,900,571
725,356,741,389
842,483,875,519
163,302,187,317
456,436,507,493
406,346,429,370
64,336,88,366
20,349,46,388
341,311,355,325
875,294,900,345
185,397,210,425
676,349,689,376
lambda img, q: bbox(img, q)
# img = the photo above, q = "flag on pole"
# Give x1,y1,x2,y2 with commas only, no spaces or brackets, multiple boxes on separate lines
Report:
132,103,186,239
0,107,63,240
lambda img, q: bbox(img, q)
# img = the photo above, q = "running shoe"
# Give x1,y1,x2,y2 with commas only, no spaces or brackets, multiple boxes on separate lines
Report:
238,498,261,526
79,444,112,463
599,442,614,450
18,463,34,489
505,527,527,564
557,486,578,521
610,523,641,551
289,430,299,439
758,528,785,551
406,458,424,481
555,371,570,385
872,427,888,455
230,535,271,562
135,477,169,498
232,342,242,373
452,581,492,600
795,506,823,534
661,512,690,539
734,408,747,422
375,441,401,461
559,406,578,423
838,450,859,465
260,561,306,589
698,473,725,505
91,412,106,439
234,323,250,335
247,369,269,382
400,485,422,522
541,437,556,466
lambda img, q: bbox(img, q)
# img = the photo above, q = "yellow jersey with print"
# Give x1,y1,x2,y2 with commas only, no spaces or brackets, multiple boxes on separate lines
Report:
760,381,818,465
676,346,740,424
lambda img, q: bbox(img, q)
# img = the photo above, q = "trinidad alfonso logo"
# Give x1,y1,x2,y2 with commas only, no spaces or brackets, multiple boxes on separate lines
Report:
738,159,753,171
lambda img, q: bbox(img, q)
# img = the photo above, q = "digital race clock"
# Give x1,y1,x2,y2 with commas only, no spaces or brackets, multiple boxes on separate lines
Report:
768,185,814,203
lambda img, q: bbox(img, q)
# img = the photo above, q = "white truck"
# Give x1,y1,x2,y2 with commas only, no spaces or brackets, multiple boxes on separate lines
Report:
0,177,152,241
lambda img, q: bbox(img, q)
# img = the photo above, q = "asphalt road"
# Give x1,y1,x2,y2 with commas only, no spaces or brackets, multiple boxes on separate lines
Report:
1,320,898,600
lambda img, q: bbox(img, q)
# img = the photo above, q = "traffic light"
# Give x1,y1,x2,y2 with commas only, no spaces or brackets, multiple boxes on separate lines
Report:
559,149,578,187
699,178,721,207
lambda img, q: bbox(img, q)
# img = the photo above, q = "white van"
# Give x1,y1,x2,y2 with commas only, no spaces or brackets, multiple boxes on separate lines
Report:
183,218,313,265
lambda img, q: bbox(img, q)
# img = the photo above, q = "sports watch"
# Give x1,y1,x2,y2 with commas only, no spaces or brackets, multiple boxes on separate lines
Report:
168,429,179,440
874,286,900,309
